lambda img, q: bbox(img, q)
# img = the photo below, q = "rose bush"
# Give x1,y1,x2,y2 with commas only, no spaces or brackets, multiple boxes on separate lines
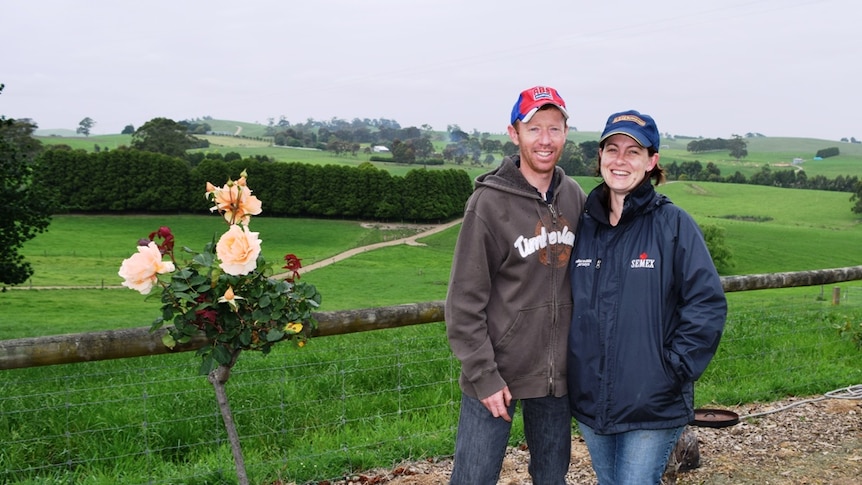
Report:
119,170,321,374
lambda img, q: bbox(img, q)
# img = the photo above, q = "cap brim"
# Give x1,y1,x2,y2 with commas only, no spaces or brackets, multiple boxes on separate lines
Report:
520,104,569,124
600,128,651,148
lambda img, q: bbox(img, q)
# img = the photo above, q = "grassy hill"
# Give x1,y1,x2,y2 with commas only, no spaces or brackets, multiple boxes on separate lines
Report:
34,119,862,181
201,118,270,138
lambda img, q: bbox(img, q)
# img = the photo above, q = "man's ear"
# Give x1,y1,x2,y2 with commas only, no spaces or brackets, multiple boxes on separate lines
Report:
506,124,520,145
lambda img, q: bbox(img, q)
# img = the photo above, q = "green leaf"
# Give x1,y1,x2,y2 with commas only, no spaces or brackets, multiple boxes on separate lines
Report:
266,329,284,342
198,355,217,375
212,345,232,365
188,274,208,285
172,291,198,303
239,328,252,346
161,307,175,321
173,267,196,279
150,316,165,332
194,250,215,267
171,281,191,292
161,333,177,349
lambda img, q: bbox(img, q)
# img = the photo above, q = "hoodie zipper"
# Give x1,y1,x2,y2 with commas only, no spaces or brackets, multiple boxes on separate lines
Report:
547,201,559,395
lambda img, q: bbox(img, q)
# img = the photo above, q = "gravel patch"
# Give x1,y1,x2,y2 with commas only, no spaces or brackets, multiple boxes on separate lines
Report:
318,393,861,485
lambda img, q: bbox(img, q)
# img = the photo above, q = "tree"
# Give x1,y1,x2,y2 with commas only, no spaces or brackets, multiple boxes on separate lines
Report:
851,180,862,215
728,135,748,160
700,224,733,273
121,124,135,135
390,139,416,164
131,117,205,158
0,85,54,287
76,117,96,136
481,138,503,155
409,136,434,159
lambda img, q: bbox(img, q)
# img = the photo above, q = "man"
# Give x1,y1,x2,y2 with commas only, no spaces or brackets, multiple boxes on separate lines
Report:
445,86,587,484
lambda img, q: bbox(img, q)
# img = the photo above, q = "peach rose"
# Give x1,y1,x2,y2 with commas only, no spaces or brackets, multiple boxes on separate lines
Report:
216,224,262,276
206,178,262,225
118,242,176,294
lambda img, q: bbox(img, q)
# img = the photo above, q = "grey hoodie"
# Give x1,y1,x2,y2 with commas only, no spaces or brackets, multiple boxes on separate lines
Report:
445,155,586,400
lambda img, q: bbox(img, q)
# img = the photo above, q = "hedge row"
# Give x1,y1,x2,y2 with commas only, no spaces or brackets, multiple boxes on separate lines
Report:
33,149,474,222
815,147,840,158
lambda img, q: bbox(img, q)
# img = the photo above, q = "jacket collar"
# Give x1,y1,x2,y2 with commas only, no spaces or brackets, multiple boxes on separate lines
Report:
585,179,668,226
476,155,561,202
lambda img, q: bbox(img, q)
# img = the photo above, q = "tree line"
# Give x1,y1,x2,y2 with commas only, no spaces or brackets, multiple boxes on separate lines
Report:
130,117,860,201
686,135,749,160
33,148,474,222
52,116,862,213
291,122,860,199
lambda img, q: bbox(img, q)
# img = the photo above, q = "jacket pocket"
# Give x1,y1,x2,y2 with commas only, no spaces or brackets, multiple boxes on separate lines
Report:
494,305,551,379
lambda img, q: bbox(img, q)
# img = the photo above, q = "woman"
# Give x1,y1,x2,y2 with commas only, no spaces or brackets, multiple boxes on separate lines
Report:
567,110,727,484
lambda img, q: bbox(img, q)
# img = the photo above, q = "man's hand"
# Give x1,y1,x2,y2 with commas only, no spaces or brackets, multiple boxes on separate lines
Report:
481,386,513,422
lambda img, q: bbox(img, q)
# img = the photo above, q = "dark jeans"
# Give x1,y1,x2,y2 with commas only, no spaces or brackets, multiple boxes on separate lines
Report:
449,392,571,485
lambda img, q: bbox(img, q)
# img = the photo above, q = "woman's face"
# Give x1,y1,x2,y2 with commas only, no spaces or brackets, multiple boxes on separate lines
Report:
599,134,659,196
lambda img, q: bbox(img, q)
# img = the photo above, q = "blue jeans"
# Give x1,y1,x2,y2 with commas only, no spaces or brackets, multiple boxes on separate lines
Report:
577,421,684,485
450,393,571,485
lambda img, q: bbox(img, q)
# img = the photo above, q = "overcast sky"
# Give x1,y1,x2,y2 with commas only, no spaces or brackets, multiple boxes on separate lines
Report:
2,0,858,140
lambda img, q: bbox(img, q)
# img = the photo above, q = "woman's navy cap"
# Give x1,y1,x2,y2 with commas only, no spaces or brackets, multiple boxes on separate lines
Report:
599,110,660,151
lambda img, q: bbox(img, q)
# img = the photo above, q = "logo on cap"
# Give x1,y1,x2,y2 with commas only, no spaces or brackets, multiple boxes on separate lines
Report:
611,114,647,126
511,86,568,125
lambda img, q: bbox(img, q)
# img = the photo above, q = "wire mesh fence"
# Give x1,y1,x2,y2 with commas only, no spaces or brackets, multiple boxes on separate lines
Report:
2,286,861,484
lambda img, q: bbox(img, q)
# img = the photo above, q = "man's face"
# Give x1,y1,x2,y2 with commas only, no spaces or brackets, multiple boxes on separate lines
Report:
507,107,568,179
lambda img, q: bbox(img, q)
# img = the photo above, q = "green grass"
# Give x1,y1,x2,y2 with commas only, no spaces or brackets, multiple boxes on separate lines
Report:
19,215,416,287
654,181,862,275
3,284,860,483
37,133,133,151
4,174,862,483
699,287,862,404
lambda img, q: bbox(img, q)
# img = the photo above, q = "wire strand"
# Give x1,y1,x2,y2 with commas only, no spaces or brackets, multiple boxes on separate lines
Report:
739,384,862,419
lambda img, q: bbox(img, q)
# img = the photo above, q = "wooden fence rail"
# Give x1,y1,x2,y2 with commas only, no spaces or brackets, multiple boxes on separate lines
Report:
2,265,862,371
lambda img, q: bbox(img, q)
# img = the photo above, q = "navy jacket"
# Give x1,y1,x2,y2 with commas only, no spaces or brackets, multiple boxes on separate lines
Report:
567,181,726,434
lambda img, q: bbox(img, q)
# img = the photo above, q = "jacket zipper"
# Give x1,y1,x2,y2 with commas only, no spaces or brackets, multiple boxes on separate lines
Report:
548,201,558,395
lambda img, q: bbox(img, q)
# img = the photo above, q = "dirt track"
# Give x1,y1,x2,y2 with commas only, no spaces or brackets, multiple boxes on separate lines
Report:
289,219,462,275
12,219,464,290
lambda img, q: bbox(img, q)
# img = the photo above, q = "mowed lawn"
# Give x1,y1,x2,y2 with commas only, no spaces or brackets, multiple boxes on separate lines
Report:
7,178,862,339
4,179,862,484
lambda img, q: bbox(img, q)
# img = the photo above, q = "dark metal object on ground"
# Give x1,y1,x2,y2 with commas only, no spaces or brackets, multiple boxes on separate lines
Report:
692,408,740,428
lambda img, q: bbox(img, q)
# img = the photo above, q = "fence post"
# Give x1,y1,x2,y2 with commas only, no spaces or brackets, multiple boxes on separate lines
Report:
832,286,841,305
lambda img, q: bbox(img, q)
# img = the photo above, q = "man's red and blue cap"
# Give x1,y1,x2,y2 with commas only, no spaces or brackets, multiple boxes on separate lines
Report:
510,86,569,125
599,110,660,151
